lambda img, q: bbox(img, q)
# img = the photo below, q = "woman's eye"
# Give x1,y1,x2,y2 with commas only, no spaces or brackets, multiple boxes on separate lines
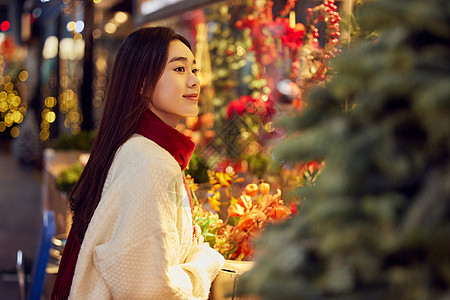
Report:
192,68,199,75
174,67,185,72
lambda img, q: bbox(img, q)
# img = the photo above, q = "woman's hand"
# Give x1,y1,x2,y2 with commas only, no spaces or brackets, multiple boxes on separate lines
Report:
193,224,204,244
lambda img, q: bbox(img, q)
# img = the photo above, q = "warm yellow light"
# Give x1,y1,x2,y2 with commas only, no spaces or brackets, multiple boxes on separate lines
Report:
40,121,50,130
265,122,275,133
4,82,13,92
289,11,296,29
74,33,82,41
95,57,107,72
45,96,57,108
236,45,245,56
3,75,11,83
4,113,13,126
43,36,59,59
12,111,23,123
67,21,76,31
104,23,117,34
19,71,28,81
46,111,56,123
10,126,19,138
40,130,50,141
114,12,128,24
11,96,21,107
0,121,5,132
0,102,7,112
92,28,102,39
93,0,102,3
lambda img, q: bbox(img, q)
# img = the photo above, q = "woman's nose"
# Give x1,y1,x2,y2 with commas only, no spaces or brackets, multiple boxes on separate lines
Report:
188,72,200,88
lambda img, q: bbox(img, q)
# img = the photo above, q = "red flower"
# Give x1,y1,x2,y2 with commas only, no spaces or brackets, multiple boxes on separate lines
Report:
289,202,299,215
226,100,246,119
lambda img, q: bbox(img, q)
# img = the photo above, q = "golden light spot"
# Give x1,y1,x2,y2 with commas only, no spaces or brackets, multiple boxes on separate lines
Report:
114,12,128,24
4,82,13,92
74,33,82,41
41,108,50,118
12,111,23,123
19,71,29,81
45,96,57,108
104,23,117,34
261,94,269,102
4,113,13,126
46,111,56,123
265,122,275,133
71,124,80,135
67,21,76,31
40,121,50,130
11,96,21,107
0,102,7,112
95,57,107,72
3,75,11,83
93,0,102,3
0,121,5,132
40,130,50,141
10,126,19,138
236,45,245,56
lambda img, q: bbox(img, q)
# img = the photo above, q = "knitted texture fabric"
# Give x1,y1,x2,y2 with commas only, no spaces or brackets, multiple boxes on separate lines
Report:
68,135,224,299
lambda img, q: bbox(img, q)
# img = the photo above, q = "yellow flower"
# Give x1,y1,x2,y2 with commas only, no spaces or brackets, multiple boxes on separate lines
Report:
208,191,221,211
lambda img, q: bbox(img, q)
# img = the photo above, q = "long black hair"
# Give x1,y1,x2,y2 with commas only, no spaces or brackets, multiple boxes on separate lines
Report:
70,26,192,241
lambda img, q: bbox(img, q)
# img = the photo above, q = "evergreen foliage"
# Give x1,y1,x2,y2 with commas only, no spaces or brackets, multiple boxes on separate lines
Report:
50,130,96,151
238,0,450,298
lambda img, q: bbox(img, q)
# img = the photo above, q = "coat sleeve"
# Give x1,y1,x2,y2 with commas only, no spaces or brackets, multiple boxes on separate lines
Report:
92,154,224,300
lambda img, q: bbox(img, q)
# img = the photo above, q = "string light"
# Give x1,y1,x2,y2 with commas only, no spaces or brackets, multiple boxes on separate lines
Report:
0,55,27,137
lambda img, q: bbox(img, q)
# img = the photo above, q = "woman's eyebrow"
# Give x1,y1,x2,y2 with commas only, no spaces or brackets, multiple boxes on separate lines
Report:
168,56,197,65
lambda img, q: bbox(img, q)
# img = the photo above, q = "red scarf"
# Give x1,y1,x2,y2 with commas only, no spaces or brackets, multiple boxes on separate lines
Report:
51,108,195,299
135,108,195,170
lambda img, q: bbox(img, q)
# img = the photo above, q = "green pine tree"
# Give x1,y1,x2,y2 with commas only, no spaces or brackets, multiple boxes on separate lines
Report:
238,0,450,299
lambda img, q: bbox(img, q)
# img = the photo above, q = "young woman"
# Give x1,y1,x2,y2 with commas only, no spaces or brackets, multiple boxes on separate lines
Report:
52,26,224,300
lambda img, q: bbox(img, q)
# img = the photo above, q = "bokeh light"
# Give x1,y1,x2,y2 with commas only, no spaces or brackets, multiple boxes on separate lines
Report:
104,23,117,34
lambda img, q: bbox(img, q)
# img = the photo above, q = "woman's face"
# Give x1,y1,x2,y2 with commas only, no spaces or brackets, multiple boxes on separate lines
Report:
149,39,200,127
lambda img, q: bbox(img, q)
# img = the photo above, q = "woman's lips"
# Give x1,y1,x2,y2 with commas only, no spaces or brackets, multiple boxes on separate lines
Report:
183,94,199,101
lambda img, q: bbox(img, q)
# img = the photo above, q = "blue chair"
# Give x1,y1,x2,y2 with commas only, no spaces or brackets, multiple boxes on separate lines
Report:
19,210,56,300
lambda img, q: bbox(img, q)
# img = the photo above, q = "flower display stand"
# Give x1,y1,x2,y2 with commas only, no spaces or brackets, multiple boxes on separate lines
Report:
209,260,258,300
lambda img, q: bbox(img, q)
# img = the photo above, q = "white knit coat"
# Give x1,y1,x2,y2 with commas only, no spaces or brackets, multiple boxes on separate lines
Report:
68,134,225,299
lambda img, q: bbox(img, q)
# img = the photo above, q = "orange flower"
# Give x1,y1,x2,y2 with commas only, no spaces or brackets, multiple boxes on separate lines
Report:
254,211,267,223
228,203,245,217
238,216,255,231
259,182,270,195
238,195,252,210
240,236,254,257
244,183,258,196
268,205,291,221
